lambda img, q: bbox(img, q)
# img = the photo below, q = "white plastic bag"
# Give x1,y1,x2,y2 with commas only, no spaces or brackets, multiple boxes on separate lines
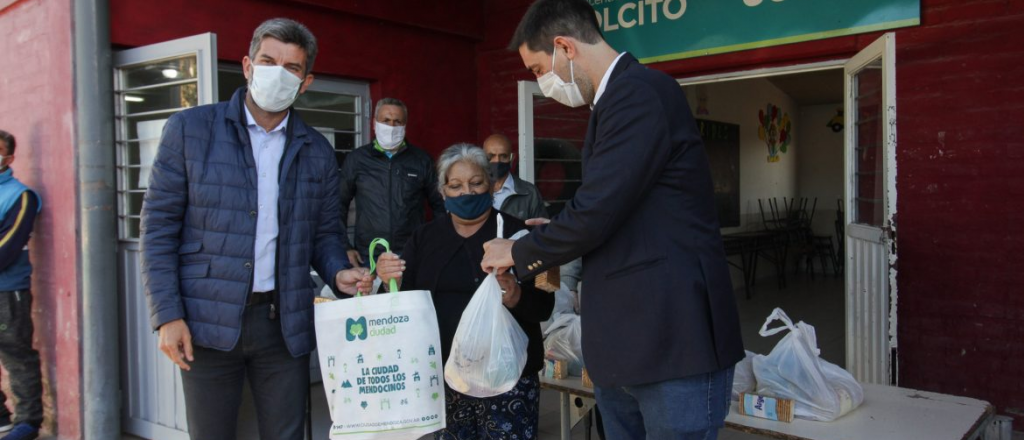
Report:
543,313,583,376
314,238,446,439
752,308,864,421
731,350,757,401
444,272,529,397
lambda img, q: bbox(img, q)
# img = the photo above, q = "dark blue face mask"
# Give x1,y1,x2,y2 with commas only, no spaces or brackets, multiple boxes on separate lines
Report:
445,192,493,220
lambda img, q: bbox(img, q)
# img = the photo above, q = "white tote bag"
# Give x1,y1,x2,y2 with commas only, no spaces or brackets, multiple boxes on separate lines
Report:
315,239,446,439
444,214,530,397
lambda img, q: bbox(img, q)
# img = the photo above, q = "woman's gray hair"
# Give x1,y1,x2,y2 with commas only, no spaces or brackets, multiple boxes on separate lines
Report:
437,143,491,193
249,18,318,75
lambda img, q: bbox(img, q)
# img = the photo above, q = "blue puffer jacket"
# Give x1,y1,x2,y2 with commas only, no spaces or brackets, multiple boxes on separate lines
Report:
141,87,349,356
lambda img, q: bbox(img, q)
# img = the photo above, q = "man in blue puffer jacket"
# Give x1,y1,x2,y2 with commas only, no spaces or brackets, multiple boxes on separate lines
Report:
141,18,369,440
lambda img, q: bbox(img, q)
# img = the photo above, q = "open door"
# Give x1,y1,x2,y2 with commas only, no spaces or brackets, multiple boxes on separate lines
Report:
114,33,217,440
844,33,897,385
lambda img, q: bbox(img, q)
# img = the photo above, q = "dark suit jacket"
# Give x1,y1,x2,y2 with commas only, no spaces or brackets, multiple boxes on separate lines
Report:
511,54,744,387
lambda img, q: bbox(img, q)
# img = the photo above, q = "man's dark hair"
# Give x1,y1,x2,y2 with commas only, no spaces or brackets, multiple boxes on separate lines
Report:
508,0,603,54
0,130,15,155
249,18,319,75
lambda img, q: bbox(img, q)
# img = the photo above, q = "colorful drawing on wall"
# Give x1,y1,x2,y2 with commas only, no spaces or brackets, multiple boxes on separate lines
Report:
758,104,792,163
826,109,844,132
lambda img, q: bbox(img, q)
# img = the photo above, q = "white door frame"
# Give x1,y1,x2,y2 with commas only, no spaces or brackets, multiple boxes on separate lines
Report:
843,33,898,385
114,32,218,440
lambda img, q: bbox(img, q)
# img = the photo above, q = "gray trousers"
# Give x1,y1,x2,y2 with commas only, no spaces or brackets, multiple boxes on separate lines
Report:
0,289,44,427
180,302,309,440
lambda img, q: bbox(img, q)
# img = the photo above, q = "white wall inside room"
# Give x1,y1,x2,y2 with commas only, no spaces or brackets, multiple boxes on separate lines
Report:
682,78,800,235
798,103,845,238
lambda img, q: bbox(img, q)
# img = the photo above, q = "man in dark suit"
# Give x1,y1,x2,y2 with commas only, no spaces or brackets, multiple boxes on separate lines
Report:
481,1,744,438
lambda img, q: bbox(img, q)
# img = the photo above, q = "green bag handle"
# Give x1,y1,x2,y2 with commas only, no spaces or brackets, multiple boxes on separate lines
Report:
368,238,399,294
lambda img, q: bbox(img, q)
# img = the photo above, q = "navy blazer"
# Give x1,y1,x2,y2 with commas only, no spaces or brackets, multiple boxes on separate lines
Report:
511,54,744,387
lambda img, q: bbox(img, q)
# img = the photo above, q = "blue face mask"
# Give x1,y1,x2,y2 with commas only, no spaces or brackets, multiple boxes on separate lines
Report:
445,192,492,220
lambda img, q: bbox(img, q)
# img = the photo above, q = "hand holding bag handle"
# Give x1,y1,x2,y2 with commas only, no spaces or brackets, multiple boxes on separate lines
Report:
356,238,399,296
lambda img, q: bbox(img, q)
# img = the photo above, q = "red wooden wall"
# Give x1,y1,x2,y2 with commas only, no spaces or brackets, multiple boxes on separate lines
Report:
0,0,81,437
109,0,487,157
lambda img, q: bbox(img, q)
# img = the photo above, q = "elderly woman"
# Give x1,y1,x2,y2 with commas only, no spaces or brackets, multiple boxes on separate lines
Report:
359,143,554,439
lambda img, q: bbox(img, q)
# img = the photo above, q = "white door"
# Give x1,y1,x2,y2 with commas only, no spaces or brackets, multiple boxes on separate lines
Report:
114,33,218,439
844,33,897,385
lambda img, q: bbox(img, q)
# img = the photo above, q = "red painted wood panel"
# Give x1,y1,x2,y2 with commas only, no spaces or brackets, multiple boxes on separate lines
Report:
0,0,80,437
109,0,484,157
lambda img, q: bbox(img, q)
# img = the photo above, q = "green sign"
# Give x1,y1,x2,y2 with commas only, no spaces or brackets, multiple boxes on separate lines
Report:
590,0,919,63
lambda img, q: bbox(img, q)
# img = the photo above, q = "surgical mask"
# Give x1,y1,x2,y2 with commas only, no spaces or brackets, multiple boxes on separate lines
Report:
248,65,303,113
375,121,406,150
444,192,492,220
538,47,586,108
487,162,511,182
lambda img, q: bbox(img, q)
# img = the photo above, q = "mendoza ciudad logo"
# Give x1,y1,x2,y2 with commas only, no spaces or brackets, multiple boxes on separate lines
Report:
345,314,410,341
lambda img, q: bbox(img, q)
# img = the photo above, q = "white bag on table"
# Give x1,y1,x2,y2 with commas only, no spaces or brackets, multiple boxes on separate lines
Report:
543,313,584,376
314,238,446,440
752,308,864,421
444,214,529,397
731,350,757,401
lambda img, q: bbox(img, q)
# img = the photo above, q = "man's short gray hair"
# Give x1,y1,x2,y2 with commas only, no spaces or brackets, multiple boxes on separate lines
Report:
437,143,491,193
249,18,318,75
375,97,409,121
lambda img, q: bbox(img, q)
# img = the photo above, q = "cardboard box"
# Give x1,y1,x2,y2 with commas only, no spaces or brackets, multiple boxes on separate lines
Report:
738,392,794,423
544,358,568,379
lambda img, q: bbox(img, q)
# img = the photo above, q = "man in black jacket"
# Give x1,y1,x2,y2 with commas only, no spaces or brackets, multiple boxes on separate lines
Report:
482,1,744,439
339,98,445,265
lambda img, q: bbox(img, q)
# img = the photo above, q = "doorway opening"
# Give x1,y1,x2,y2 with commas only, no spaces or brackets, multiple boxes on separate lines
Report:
680,67,848,367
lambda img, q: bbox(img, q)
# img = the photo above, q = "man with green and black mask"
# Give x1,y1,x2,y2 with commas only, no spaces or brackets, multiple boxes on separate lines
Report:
339,98,445,265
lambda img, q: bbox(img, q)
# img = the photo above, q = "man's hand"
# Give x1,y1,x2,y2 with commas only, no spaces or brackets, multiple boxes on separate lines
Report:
482,238,515,274
346,249,364,268
158,319,193,371
496,272,522,309
336,267,370,295
525,217,550,226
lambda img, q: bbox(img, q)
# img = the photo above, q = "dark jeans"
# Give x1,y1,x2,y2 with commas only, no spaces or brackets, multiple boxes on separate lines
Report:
0,290,43,427
180,302,309,440
594,366,734,440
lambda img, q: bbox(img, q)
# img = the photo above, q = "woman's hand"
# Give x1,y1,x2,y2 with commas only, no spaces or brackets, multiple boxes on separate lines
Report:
496,272,521,309
375,252,405,290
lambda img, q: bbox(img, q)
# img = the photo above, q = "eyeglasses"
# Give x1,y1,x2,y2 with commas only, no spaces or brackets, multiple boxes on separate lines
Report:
486,153,514,163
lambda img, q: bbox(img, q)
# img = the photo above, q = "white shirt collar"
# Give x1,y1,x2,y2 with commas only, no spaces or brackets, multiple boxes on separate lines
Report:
498,172,517,194
244,103,289,133
593,52,628,108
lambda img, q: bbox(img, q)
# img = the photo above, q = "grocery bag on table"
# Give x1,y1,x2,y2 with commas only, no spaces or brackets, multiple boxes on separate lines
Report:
752,308,864,421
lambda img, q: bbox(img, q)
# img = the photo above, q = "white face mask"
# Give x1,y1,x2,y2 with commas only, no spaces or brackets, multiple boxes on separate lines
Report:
538,47,586,108
248,65,303,113
375,121,406,150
